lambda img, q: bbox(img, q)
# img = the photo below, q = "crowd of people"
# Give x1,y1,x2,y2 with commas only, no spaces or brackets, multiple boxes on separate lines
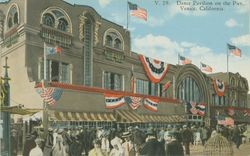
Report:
17,123,248,156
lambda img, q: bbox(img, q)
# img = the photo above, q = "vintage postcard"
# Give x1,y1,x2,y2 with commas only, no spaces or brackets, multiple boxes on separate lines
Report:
0,0,250,155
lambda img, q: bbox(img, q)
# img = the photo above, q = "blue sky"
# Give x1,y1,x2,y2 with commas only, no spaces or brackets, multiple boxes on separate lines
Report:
65,0,250,90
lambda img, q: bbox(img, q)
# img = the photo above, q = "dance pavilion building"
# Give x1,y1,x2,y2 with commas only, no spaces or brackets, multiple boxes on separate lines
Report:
0,0,249,130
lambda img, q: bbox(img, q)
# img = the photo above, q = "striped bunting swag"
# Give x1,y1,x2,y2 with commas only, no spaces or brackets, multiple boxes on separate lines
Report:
104,93,125,109
213,79,226,96
143,98,159,112
139,54,170,83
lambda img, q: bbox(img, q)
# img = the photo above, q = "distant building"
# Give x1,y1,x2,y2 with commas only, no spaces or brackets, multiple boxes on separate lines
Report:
0,0,249,130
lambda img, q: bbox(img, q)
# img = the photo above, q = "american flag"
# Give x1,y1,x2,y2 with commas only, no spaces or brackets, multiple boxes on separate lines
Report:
125,96,142,110
227,43,241,57
128,2,147,21
36,87,63,105
201,62,213,73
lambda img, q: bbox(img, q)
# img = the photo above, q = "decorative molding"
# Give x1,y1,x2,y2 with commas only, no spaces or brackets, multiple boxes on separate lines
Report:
104,50,125,63
0,11,4,40
79,11,87,41
94,21,101,46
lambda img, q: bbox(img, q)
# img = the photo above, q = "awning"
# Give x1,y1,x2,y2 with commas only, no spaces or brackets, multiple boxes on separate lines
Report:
115,109,143,123
49,111,116,122
141,114,186,123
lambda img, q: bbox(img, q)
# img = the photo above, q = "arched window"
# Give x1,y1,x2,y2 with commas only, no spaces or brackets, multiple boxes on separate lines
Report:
6,4,19,29
57,18,68,31
105,35,112,47
13,12,18,24
177,76,202,103
114,38,121,49
103,28,124,50
41,7,72,33
43,13,55,27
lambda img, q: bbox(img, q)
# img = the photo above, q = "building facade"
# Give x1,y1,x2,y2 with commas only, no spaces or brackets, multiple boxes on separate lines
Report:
0,0,249,130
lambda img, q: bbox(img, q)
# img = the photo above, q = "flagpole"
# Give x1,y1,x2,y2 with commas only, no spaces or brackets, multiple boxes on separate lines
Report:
227,44,229,73
127,0,129,29
226,44,230,107
43,42,48,133
177,53,180,65
44,42,47,80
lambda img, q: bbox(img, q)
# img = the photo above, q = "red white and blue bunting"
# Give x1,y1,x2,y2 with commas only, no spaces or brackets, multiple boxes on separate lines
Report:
213,79,226,97
124,96,142,110
104,93,125,109
186,101,206,116
139,54,170,83
36,87,63,106
104,93,160,112
143,98,159,112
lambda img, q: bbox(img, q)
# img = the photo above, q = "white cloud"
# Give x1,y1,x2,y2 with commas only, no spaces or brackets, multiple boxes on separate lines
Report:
225,18,241,28
234,0,250,14
98,0,112,8
132,34,182,64
132,34,250,92
180,42,196,48
231,34,250,47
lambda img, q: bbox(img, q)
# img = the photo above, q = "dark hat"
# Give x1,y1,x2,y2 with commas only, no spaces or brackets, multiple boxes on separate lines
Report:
122,131,132,138
146,128,154,135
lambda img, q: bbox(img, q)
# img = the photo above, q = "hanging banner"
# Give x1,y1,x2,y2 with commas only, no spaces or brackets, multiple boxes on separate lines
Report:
143,98,159,112
104,93,125,109
139,54,170,83
213,79,226,97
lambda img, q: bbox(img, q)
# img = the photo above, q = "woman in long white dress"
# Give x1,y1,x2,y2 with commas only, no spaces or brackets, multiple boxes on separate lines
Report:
52,132,66,156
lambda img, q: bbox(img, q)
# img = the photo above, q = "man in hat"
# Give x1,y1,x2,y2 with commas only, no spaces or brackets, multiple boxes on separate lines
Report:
165,132,184,156
181,125,193,156
29,138,43,156
121,131,135,156
43,127,54,156
139,128,165,156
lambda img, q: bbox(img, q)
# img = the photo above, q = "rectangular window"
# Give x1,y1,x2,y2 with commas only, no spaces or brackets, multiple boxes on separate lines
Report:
39,59,71,83
103,71,123,91
136,79,149,95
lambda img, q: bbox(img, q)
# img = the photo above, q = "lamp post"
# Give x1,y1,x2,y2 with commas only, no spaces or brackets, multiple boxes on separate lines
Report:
1,57,11,156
